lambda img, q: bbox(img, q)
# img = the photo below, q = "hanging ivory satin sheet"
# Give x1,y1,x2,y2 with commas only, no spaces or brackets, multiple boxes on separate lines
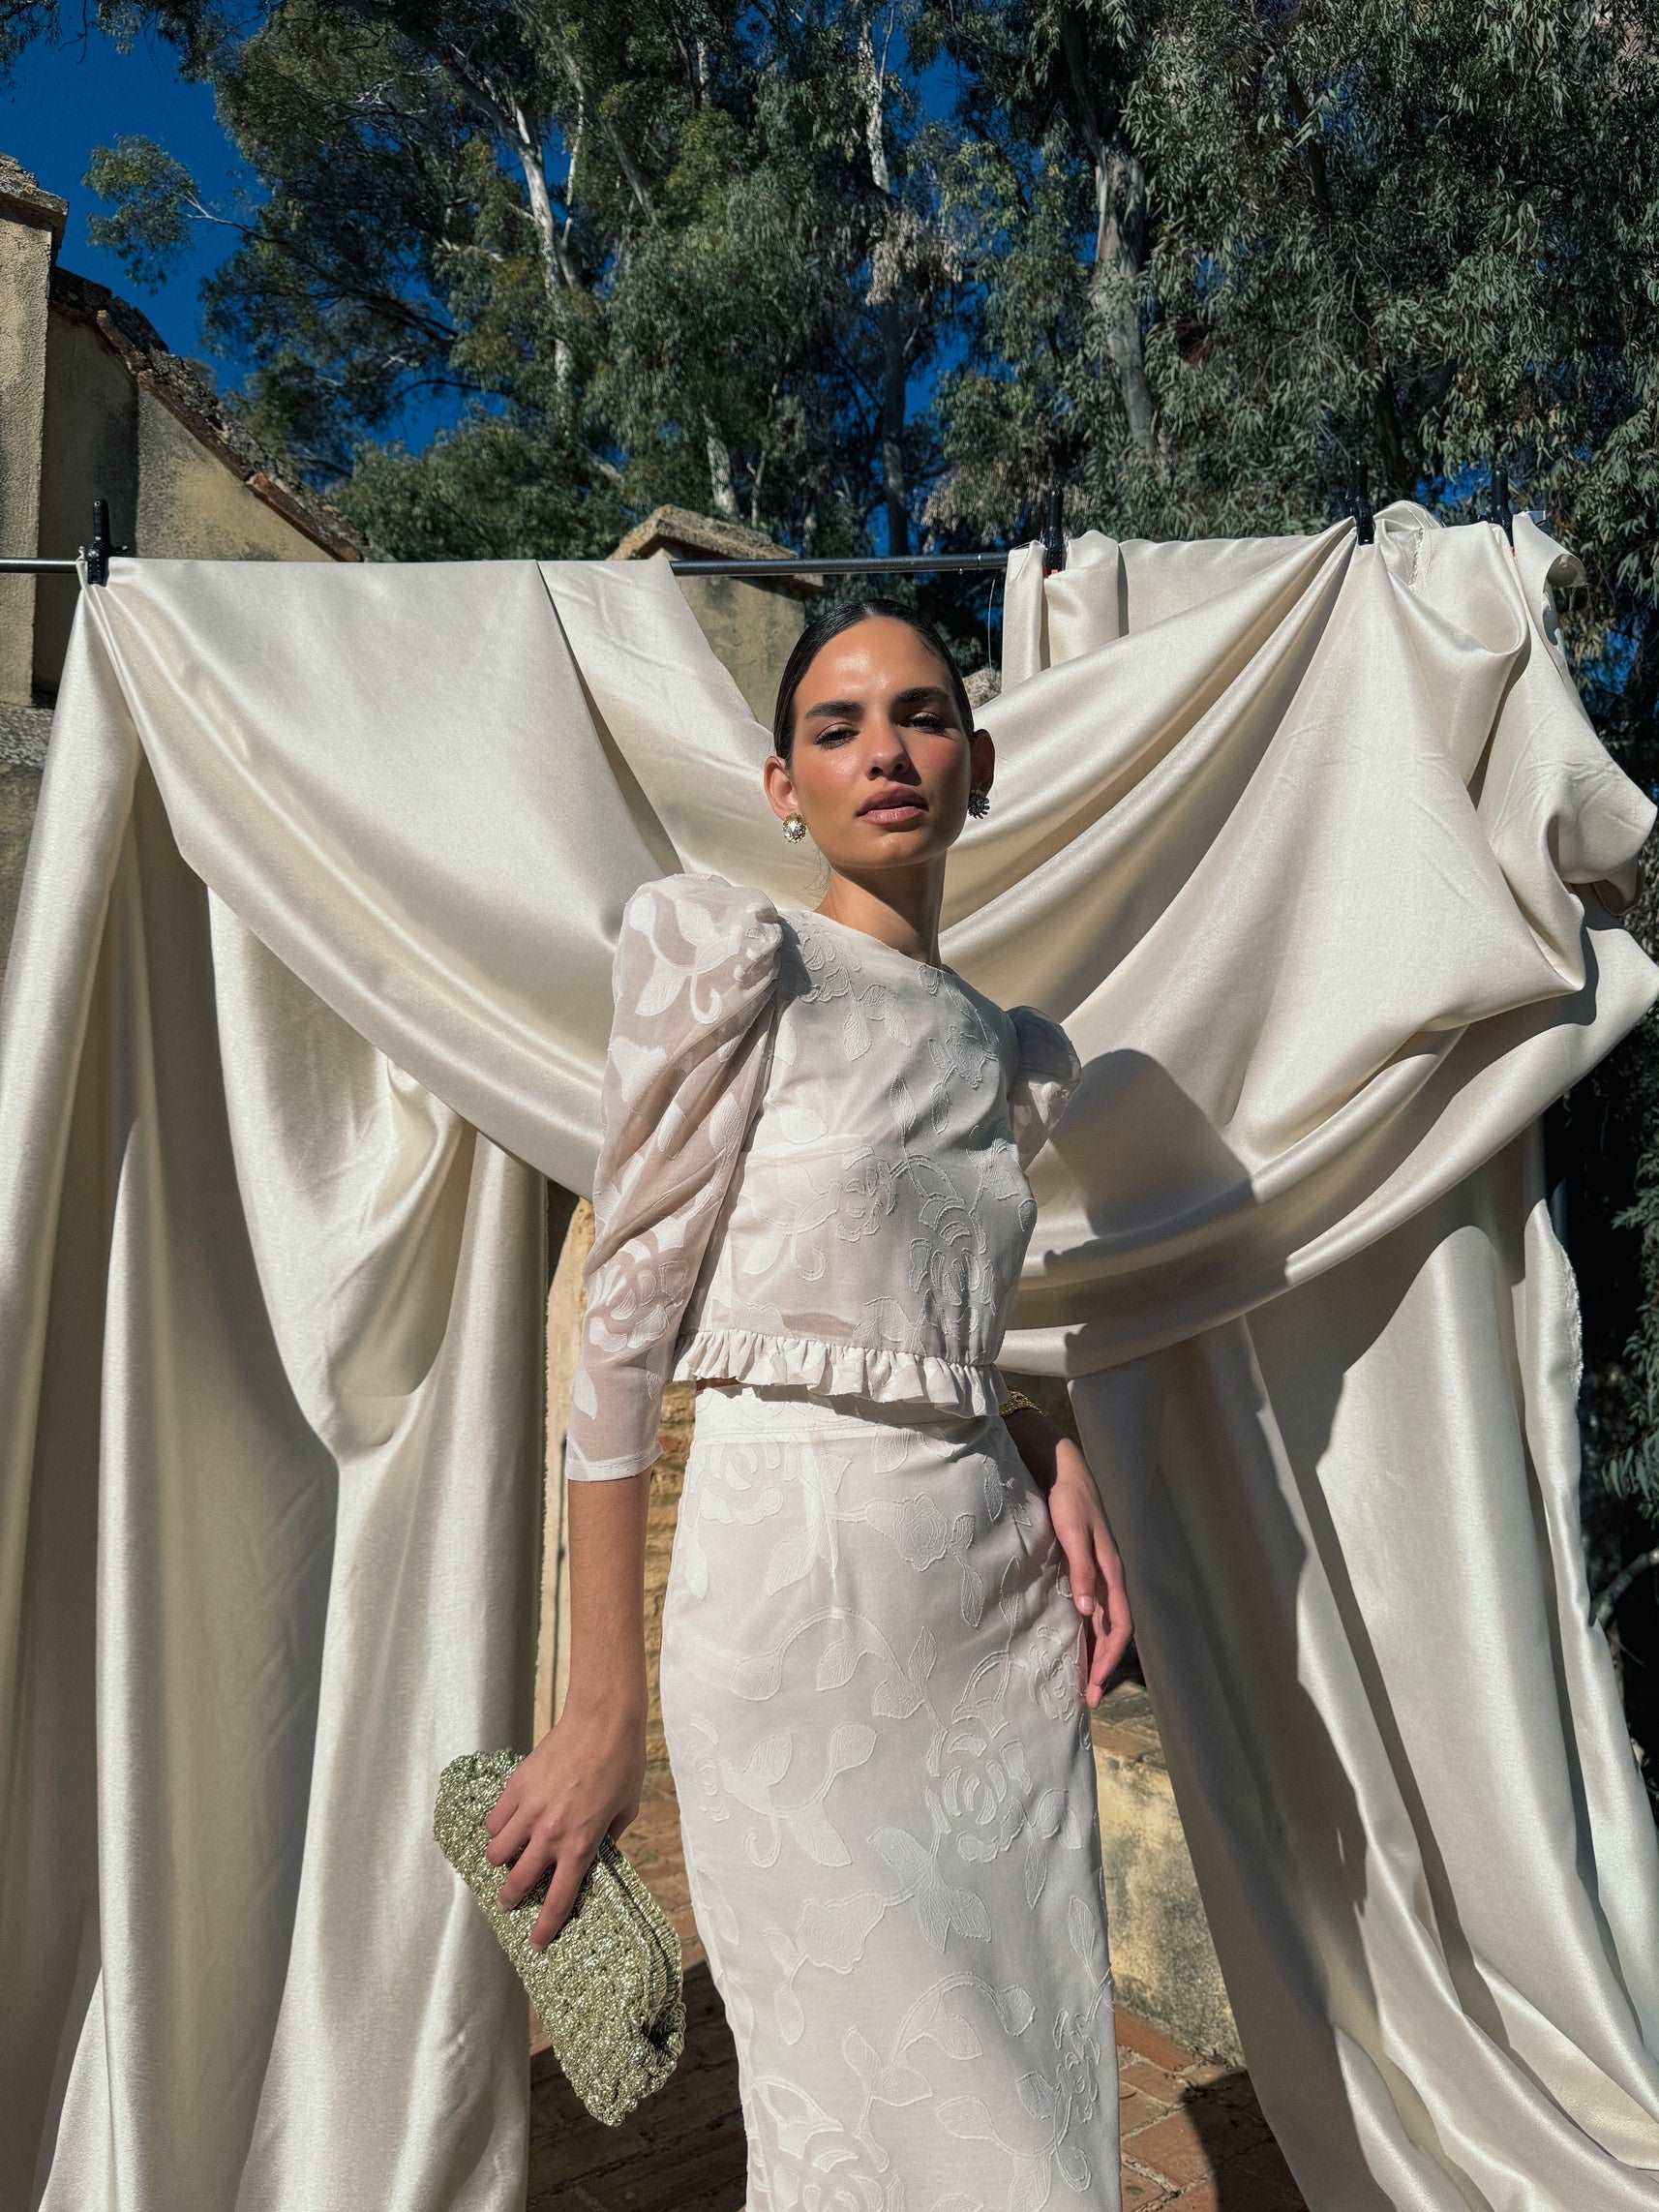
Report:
1,499,1655,2209
997,518,1659,2208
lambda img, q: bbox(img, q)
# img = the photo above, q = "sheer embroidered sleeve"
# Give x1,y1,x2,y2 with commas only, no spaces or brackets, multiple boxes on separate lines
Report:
1006,1003,1083,1173
565,872,784,1481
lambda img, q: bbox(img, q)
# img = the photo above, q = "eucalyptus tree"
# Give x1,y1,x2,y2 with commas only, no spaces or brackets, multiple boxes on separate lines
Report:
915,0,1659,1635
72,0,970,562
918,2,1653,554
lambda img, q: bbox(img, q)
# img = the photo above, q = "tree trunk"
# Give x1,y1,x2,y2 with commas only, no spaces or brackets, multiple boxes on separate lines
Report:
505,98,578,399
707,417,739,518
1091,136,1155,451
1059,10,1155,454
859,15,910,558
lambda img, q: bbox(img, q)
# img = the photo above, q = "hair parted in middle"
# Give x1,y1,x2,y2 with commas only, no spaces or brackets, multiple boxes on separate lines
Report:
769,595,979,766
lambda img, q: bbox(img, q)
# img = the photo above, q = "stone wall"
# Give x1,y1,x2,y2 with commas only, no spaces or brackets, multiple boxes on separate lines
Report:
0,150,366,1018
0,160,61,709
0,703,49,985
30,303,342,695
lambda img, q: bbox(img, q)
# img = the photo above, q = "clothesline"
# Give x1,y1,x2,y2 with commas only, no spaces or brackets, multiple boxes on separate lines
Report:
0,466,1528,587
10,493,1071,583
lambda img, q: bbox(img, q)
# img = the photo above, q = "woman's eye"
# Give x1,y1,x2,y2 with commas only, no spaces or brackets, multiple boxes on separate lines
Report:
820,714,945,742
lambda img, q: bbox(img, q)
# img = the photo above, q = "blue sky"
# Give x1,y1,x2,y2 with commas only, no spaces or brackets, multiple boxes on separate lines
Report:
3,16,965,526
3,15,475,453
7,23,248,348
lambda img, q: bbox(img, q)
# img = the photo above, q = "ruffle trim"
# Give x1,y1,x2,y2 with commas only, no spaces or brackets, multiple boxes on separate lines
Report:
670,1324,1006,1418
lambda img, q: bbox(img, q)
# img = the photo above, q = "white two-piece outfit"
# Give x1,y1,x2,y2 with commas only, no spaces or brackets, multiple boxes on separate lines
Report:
565,869,1119,2210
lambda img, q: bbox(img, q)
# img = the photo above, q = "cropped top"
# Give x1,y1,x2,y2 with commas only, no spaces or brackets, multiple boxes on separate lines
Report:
565,870,1084,1480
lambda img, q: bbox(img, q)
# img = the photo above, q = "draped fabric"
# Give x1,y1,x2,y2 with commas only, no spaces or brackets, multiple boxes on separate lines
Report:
995,517,1659,2206
1,500,1656,2208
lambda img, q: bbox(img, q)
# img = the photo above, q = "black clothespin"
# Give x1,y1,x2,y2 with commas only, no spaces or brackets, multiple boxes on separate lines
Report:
1486,450,1514,549
1348,469,1374,546
1041,483,1067,574
82,498,132,587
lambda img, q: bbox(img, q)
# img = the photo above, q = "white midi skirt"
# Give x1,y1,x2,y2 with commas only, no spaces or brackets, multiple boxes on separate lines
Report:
660,1379,1121,2210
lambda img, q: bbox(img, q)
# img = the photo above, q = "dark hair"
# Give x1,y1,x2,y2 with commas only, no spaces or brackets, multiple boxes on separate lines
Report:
770,595,978,764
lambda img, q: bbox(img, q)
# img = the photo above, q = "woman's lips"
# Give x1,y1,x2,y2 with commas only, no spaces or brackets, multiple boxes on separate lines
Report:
860,801,927,825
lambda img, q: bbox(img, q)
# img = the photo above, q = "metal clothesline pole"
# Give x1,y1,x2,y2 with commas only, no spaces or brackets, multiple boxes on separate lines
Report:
672,485,1072,578
0,545,1039,579
669,550,1016,577
4,467,1529,585
0,486,1079,585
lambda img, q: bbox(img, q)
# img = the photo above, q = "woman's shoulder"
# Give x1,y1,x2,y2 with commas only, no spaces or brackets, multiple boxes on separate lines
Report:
621,867,780,940
1002,1000,1083,1167
1005,1000,1082,1087
614,870,785,1016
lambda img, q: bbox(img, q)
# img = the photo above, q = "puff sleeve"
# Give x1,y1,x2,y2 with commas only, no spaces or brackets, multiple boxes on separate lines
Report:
1007,1004,1083,1173
565,872,784,1481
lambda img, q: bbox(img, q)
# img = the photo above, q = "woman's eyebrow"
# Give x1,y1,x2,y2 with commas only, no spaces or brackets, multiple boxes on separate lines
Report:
800,684,951,722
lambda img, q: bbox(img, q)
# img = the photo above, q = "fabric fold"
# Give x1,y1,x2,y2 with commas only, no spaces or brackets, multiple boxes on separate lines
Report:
1005,508,1659,2207
992,503,1658,1378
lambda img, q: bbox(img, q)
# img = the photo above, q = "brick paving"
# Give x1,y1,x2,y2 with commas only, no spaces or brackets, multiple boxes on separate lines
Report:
525,1766,1307,2210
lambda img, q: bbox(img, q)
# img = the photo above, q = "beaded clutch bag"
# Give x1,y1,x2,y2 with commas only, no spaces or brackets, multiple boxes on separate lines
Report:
433,1748,686,2126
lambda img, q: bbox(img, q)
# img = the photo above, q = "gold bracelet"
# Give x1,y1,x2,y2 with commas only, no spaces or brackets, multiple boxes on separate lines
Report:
997,1389,1038,1420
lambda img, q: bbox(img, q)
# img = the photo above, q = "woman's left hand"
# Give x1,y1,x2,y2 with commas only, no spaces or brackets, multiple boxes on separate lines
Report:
1045,1455,1134,1707
1005,1410,1134,1709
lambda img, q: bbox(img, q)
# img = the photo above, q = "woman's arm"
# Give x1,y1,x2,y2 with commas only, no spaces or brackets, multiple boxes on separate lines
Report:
1004,1403,1135,1708
483,1475,649,1952
562,1474,651,1721
485,875,783,1952
1003,1402,1063,1492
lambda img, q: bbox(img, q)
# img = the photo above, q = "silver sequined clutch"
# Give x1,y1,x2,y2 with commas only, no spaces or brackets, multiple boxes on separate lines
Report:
433,1748,686,2126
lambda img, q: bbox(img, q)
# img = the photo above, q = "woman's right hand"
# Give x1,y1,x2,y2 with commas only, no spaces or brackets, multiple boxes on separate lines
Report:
482,1688,648,1952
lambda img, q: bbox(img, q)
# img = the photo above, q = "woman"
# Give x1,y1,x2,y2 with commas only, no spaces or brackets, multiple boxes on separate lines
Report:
486,597,1134,2205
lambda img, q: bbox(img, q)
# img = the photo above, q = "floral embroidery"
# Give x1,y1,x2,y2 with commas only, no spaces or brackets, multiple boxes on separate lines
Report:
660,1390,1118,2204
568,875,1081,1475
565,873,784,1480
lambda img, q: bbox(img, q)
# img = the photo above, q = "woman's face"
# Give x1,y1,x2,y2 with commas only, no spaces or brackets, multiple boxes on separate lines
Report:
764,615,992,873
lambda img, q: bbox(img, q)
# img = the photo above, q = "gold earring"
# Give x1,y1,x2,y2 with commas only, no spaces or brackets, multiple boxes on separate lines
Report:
783,814,806,841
